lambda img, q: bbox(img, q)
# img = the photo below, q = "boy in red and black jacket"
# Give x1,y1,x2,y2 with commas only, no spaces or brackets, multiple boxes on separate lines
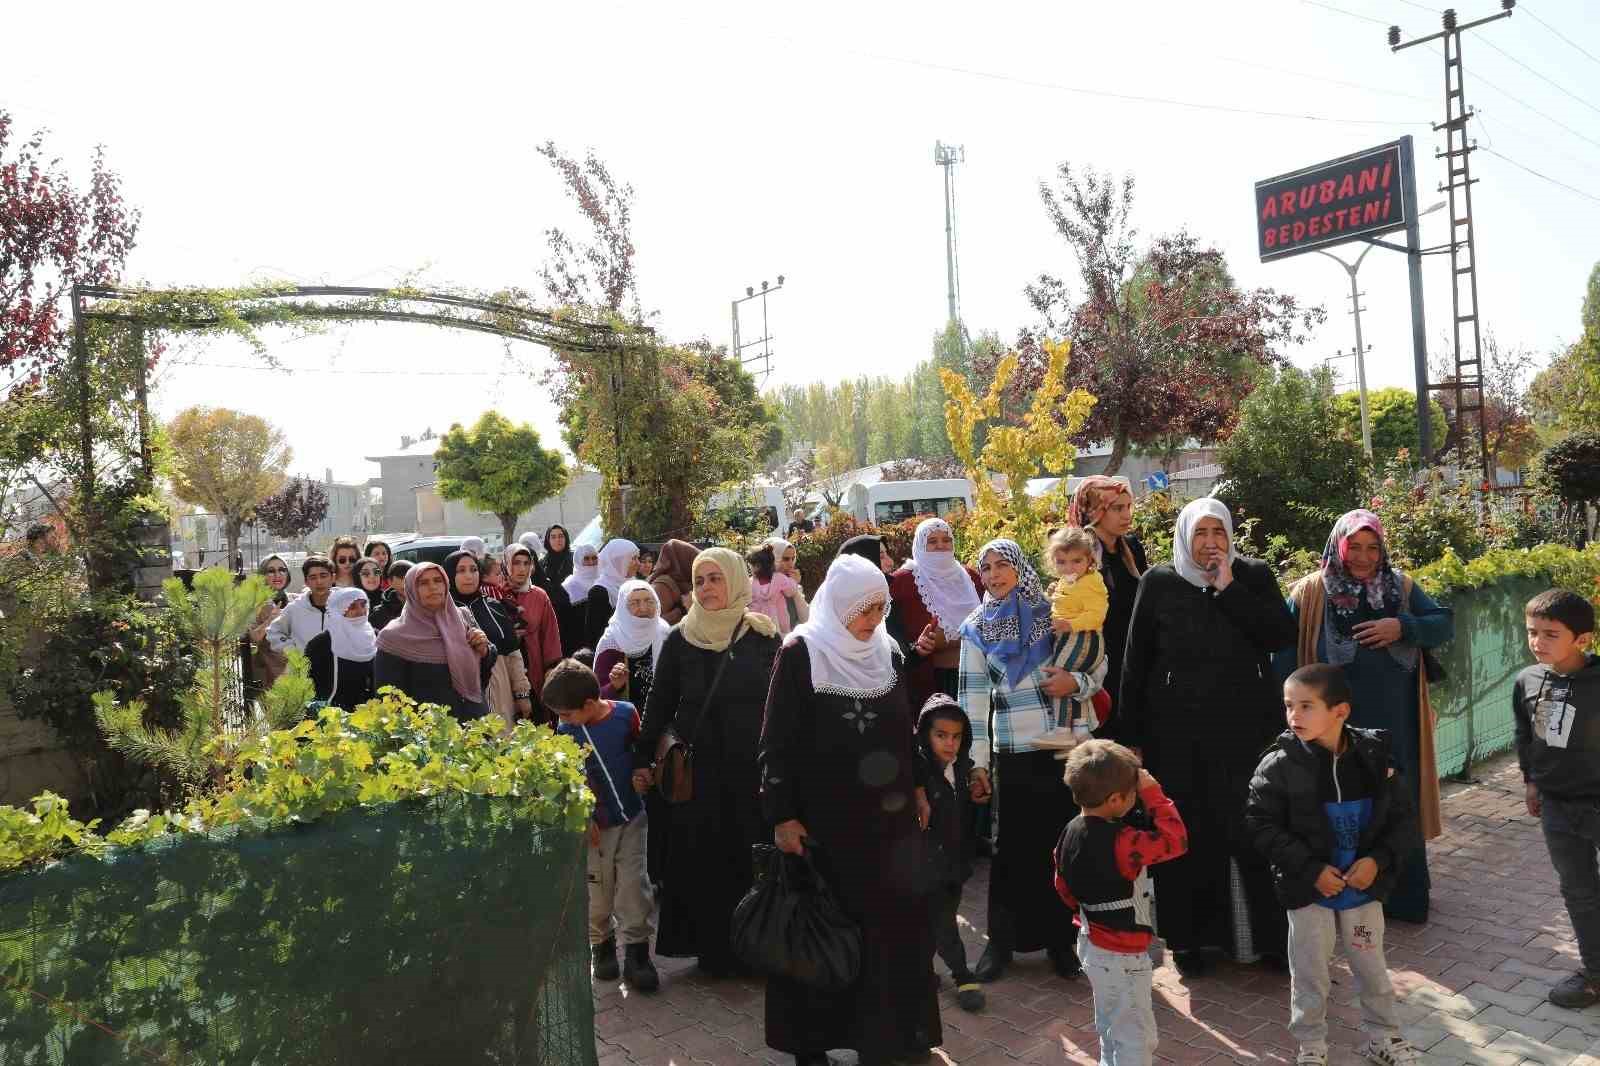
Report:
1054,740,1187,1066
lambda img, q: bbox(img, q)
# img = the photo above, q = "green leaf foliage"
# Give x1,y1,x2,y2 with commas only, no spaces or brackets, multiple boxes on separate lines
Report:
434,411,567,543
1217,365,1367,550
3,690,594,872
1331,387,1447,458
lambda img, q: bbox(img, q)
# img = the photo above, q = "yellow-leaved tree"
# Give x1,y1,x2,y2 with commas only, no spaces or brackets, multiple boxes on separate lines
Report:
941,338,1096,559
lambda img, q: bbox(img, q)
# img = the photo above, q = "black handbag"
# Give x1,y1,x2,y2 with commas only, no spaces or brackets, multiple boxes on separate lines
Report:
731,843,861,989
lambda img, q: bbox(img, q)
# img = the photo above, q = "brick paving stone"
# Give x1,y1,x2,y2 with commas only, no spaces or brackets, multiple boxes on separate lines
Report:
584,756,1600,1064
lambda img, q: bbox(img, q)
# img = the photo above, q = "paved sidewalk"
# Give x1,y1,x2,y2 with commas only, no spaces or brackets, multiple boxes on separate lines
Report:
593,757,1600,1065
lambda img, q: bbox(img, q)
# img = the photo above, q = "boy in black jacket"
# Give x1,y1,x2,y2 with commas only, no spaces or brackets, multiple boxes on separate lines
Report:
1245,664,1422,1066
1514,589,1600,1008
915,694,985,1012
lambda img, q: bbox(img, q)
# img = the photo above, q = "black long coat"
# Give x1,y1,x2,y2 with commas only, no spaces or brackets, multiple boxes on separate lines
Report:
758,640,941,1061
1107,557,1297,956
634,626,780,965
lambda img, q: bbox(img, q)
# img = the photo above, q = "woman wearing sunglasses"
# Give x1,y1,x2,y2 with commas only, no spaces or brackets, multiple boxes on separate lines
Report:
249,554,293,692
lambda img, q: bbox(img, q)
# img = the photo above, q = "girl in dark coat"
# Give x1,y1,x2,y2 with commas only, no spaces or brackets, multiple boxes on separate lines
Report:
542,524,575,588
633,547,780,975
760,554,941,1066
374,562,496,721
1109,498,1298,976
306,586,377,711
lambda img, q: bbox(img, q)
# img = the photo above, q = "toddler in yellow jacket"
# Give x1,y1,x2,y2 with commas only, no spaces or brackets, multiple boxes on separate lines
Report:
1043,527,1109,745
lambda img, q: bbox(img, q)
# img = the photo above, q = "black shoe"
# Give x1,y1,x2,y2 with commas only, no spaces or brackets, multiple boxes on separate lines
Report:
592,938,620,982
1549,972,1600,1009
622,941,659,993
1172,950,1210,978
954,979,986,1012
973,941,1011,983
1048,945,1083,978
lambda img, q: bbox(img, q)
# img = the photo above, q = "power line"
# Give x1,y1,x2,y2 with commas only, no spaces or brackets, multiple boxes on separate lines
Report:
668,14,1434,128
1521,2,1600,69
1303,0,1389,25
1480,146,1600,205
1477,36,1600,117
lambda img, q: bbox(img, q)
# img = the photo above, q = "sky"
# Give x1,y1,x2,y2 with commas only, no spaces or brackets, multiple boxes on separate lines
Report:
6,0,1598,486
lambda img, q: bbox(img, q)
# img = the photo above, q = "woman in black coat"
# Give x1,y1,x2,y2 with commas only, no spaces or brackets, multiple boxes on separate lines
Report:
1068,475,1148,712
632,547,780,976
1107,498,1297,976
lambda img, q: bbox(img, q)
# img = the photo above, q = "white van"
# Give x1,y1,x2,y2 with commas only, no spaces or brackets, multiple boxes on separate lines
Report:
845,478,975,527
707,483,790,537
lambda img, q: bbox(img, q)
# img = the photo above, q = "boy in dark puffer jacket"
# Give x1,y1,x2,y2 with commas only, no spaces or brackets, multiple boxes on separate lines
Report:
1245,663,1422,1066
916,694,985,1012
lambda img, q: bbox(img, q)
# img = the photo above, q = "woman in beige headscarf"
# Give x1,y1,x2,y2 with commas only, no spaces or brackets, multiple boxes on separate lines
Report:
631,547,780,976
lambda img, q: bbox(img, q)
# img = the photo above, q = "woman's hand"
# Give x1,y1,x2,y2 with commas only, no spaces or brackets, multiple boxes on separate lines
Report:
1208,557,1233,592
1526,782,1542,817
1352,617,1403,648
680,591,693,610
632,768,654,794
609,661,629,691
969,768,992,804
914,787,931,831
514,697,533,720
588,823,601,849
913,624,940,657
774,819,809,855
466,628,490,657
1052,616,1075,635
1040,666,1079,699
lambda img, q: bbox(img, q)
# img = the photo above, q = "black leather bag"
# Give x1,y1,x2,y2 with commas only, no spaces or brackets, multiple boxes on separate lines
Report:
731,843,860,989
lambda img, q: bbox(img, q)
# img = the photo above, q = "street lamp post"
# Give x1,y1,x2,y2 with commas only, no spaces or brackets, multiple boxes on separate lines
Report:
1317,199,1447,461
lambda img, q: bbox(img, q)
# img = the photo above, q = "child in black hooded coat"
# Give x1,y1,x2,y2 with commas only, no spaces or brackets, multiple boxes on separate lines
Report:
916,693,986,1012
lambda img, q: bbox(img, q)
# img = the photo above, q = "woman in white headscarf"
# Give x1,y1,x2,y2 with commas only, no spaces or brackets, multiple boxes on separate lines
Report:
759,553,940,1066
304,586,379,711
558,542,601,655
1108,497,1298,976
595,579,671,712
889,517,983,710
582,539,639,652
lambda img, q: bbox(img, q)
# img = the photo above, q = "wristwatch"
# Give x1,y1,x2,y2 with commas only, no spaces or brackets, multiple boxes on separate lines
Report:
513,691,531,701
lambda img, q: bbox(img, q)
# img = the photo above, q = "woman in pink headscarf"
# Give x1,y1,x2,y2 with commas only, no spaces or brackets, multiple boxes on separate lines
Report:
1068,476,1147,712
374,561,496,722
1281,508,1454,923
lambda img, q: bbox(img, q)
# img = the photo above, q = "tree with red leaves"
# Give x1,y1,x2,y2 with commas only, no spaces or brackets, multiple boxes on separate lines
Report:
255,477,330,550
1016,164,1321,475
1431,329,1540,474
0,111,139,385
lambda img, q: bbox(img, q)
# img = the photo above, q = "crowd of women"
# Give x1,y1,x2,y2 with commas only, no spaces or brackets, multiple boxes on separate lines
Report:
243,477,1452,1066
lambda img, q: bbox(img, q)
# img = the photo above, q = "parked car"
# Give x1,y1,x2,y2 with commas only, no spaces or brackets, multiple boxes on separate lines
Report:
391,536,484,566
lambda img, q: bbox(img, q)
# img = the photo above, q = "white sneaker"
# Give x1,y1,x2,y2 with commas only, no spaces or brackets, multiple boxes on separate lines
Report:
1359,1036,1422,1065
1295,1049,1327,1066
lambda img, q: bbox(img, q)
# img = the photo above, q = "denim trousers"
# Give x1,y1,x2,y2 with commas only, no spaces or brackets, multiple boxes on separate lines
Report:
1541,795,1600,977
1078,930,1156,1066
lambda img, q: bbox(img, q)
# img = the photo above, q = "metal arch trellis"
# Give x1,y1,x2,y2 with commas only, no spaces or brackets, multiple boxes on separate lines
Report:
63,281,646,587
68,280,645,477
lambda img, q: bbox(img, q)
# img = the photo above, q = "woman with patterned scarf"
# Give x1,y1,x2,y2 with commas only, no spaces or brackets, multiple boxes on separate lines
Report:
1280,509,1454,924
957,538,1108,983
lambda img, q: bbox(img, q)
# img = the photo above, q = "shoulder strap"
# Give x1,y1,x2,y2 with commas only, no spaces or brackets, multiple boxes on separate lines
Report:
689,621,746,747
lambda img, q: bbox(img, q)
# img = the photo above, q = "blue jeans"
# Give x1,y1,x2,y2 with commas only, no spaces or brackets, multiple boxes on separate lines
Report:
1078,930,1156,1066
1541,795,1600,977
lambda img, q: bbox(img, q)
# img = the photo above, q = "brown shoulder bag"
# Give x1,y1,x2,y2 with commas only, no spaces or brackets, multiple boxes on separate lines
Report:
654,622,744,805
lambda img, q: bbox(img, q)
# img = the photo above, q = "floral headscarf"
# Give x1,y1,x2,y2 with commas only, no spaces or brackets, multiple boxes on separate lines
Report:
1068,475,1143,584
958,538,1054,688
1320,508,1414,669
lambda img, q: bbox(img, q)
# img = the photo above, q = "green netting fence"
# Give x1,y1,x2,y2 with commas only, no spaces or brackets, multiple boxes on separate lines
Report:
0,796,597,1066
1430,575,1549,777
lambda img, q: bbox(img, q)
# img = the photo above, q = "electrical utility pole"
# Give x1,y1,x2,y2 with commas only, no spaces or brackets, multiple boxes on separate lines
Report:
1316,245,1378,459
1390,2,1511,488
934,142,965,331
731,276,785,383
